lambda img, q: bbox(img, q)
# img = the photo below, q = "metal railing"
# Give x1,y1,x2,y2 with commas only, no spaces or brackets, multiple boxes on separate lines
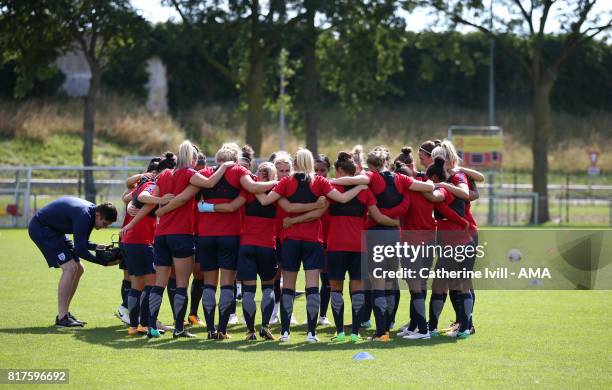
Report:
0,164,610,228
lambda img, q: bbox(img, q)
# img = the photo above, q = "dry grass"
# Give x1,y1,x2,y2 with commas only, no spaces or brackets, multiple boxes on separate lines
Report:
0,92,185,154
0,95,610,172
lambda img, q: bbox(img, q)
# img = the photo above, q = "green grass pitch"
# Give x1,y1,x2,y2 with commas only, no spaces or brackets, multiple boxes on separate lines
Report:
0,228,610,389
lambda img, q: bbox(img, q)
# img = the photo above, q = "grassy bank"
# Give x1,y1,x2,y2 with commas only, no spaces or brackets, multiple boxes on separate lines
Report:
0,95,610,173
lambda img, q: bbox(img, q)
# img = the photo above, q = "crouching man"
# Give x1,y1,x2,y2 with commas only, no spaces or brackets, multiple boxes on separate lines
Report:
28,196,117,327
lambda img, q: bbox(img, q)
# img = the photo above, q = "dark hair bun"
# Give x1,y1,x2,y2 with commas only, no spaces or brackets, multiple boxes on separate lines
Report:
337,151,352,161
434,157,445,167
164,152,174,160
401,146,412,155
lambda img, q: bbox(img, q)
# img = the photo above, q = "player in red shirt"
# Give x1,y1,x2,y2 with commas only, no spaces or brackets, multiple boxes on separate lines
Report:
254,148,367,342
114,156,163,331
426,157,474,339
269,152,292,324
431,140,484,336
118,157,164,335
313,154,332,327
187,152,207,327
233,162,280,341
392,147,437,339
332,146,434,341
323,152,399,342
136,140,235,338
193,143,276,339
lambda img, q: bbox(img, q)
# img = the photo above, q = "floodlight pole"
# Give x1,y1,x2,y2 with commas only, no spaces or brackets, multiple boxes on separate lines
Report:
488,0,495,126
279,52,286,151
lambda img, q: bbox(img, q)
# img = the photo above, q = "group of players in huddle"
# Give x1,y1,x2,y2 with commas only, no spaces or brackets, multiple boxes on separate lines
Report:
115,139,482,343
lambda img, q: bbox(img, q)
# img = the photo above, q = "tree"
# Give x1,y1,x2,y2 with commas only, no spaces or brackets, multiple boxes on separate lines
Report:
417,0,611,223
295,0,406,154
1,0,148,202
168,0,304,155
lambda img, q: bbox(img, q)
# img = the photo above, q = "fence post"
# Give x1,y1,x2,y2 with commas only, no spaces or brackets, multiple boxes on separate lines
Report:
77,170,82,197
533,193,539,226
487,172,495,225
12,170,21,227
23,167,32,226
565,174,570,224
513,171,517,223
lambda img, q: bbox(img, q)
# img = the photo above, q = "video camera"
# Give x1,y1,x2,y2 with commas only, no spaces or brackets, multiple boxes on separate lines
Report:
92,234,123,266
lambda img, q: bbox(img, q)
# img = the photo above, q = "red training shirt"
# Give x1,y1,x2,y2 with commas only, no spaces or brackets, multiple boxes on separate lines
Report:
272,175,333,243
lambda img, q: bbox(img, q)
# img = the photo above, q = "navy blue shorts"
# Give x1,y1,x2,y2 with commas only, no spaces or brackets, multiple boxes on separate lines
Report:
197,236,240,271
236,245,278,281
118,253,127,270
153,234,195,267
121,243,155,276
29,217,78,268
281,239,324,272
327,251,362,281
366,227,400,275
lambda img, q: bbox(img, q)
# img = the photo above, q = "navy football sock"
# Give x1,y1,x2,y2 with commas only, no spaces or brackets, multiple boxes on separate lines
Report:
449,290,460,324
411,291,428,334
372,289,387,337
273,279,281,304
242,284,257,332
280,288,295,335
202,284,217,333
362,289,373,323
173,287,188,332
391,288,401,325
428,292,447,331
189,278,204,317
148,286,165,330
330,290,344,334
139,286,152,327
305,287,320,335
261,284,274,327
469,288,475,328
350,290,365,335
167,278,177,318
121,280,131,308
459,293,473,332
408,291,417,331
319,273,331,318
217,285,234,334
384,289,395,332
127,289,141,328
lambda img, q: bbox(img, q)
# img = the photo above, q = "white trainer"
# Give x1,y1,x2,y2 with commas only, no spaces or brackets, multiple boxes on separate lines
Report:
397,327,415,337
269,303,280,324
115,305,130,325
318,316,332,326
290,313,298,325
403,331,431,340
306,332,320,343
156,320,174,331
228,313,239,325
279,331,290,342
397,327,419,336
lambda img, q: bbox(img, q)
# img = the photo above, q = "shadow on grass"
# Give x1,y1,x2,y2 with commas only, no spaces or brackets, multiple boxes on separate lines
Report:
0,322,458,352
